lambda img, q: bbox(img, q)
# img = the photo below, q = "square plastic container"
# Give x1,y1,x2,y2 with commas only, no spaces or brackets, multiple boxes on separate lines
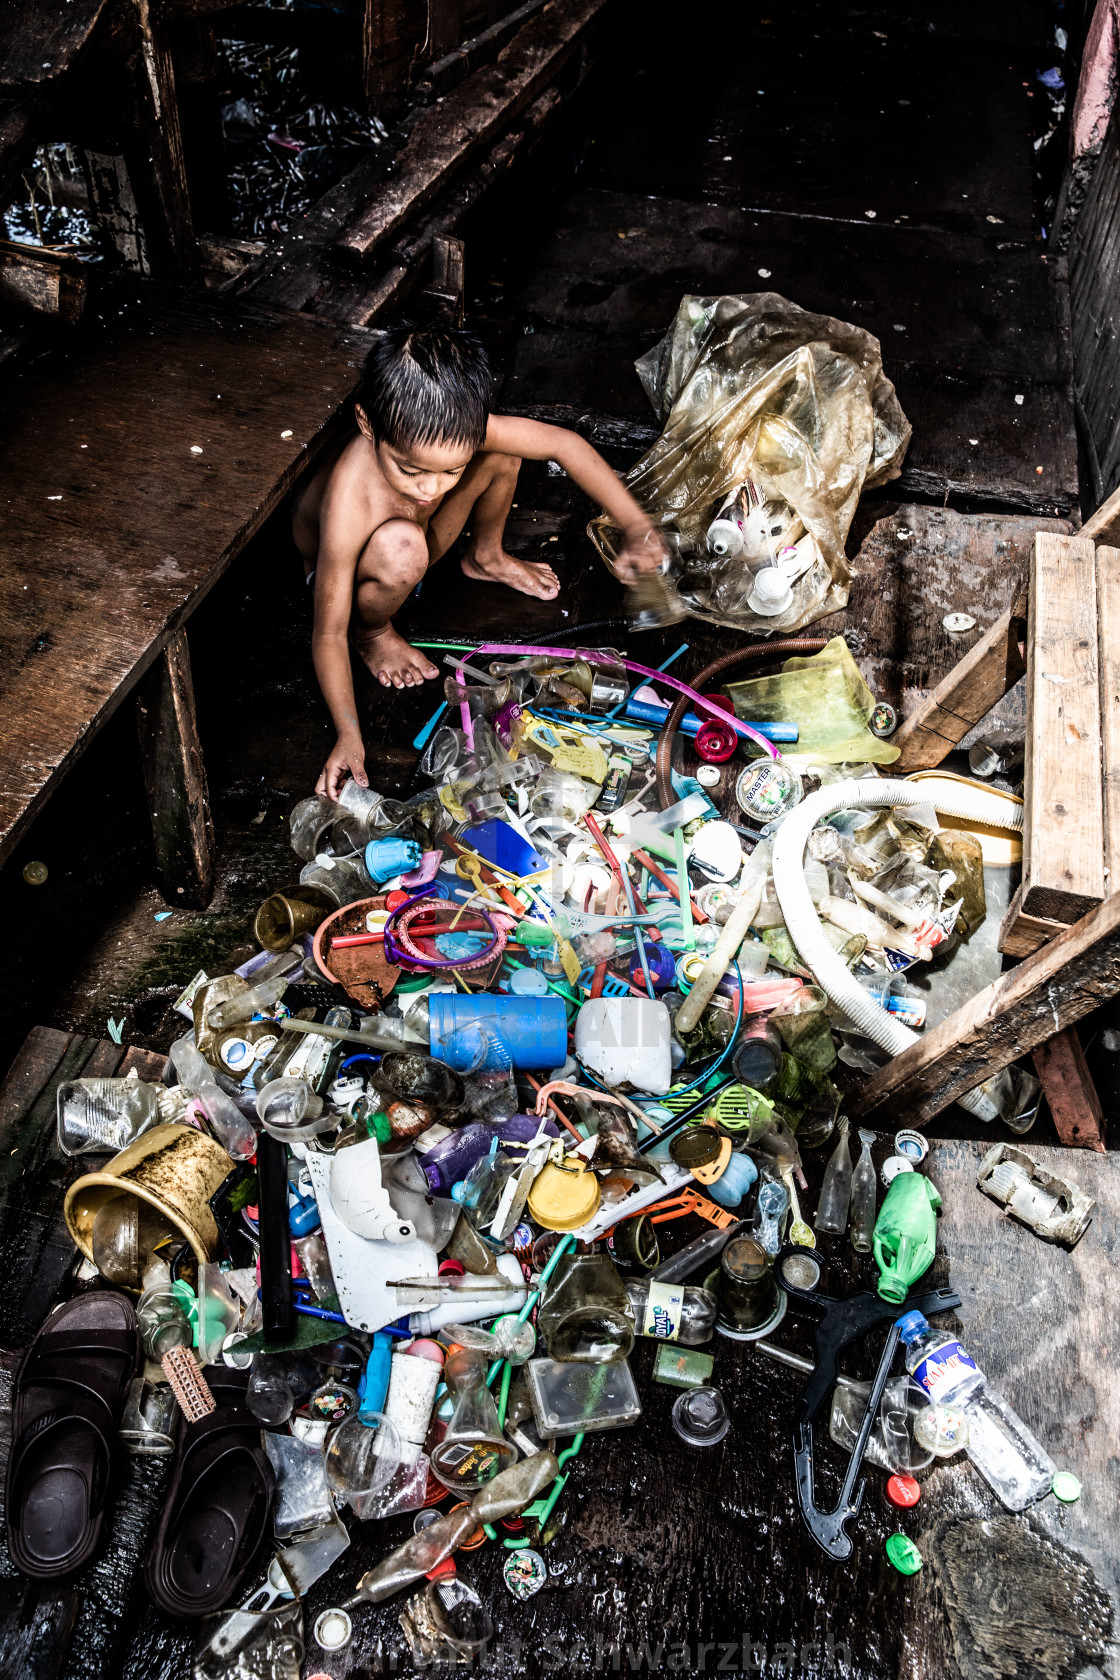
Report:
525,1357,643,1437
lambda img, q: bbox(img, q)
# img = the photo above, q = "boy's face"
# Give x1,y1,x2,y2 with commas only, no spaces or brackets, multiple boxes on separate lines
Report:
357,408,475,507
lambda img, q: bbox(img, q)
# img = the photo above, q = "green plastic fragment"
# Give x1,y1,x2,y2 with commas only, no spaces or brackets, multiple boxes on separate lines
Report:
653,1345,715,1389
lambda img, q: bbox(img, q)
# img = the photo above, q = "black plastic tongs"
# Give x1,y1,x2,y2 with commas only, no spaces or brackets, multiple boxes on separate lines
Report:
770,1246,962,1560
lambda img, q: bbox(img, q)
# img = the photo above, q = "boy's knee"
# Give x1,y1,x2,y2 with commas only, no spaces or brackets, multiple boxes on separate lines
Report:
361,519,428,586
492,451,521,479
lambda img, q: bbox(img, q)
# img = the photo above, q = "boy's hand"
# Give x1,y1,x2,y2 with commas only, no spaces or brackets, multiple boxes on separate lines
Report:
615,522,667,583
317,734,369,802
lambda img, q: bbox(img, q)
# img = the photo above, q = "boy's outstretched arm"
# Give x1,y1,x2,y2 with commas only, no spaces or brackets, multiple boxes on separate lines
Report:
312,488,370,801
483,415,666,580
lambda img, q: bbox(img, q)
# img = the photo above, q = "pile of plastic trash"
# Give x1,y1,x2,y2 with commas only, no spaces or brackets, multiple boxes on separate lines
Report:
45,637,1087,1673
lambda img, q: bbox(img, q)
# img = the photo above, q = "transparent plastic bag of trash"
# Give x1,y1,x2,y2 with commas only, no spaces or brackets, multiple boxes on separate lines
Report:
589,293,910,635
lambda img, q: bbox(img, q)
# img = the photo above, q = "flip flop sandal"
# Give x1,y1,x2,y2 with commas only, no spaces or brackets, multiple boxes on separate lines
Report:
6,1291,140,1579
145,1366,274,1619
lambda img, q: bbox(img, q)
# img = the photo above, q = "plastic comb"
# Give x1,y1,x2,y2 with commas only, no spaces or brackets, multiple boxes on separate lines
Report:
161,1346,216,1422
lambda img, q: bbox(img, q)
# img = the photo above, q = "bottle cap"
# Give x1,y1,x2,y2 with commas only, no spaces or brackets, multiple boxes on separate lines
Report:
893,1129,929,1162
886,1474,921,1509
885,1533,923,1575
895,1310,928,1343
503,1547,548,1599
881,1156,916,1187
1051,1471,1082,1503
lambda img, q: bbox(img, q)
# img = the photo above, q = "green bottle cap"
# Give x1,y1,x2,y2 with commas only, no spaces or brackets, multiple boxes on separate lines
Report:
885,1533,923,1575
1051,1471,1082,1503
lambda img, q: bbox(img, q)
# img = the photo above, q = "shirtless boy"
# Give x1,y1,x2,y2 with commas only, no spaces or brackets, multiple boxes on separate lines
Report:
293,322,664,800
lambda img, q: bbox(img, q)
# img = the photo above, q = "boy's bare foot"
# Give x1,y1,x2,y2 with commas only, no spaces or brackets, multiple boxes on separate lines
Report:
461,546,560,600
353,622,439,688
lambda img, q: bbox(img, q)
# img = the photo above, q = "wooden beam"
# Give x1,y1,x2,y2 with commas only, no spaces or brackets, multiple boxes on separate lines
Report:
893,605,1026,772
81,149,151,271
0,0,110,94
415,0,549,102
422,232,465,324
0,240,87,322
1020,531,1104,923
1031,1028,1107,1152
127,0,199,275
1097,544,1120,897
1080,479,1120,546
135,627,215,908
851,889,1120,1126
429,0,464,58
997,881,1067,957
343,0,607,262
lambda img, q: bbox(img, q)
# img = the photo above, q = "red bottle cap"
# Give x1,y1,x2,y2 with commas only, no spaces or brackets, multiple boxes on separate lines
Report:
425,1556,457,1580
385,890,409,910
886,1474,921,1509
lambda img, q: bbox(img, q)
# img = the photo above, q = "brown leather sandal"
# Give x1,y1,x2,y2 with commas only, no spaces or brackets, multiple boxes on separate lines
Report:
5,1292,140,1579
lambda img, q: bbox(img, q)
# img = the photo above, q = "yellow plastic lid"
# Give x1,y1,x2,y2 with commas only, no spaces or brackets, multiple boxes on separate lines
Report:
527,1160,601,1232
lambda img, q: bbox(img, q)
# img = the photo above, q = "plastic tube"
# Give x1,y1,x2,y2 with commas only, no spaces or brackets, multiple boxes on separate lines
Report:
473,642,780,759
770,779,1022,1059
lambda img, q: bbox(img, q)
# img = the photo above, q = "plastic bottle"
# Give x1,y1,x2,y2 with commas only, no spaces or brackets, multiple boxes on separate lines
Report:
814,1116,852,1234
206,974,289,1032
418,1115,560,1195
849,1127,877,1253
170,1036,258,1161
625,1279,717,1345
872,1172,941,1301
897,1311,1056,1511
57,1077,163,1156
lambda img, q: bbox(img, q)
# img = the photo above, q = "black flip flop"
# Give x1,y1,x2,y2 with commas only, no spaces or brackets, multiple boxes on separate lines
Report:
6,1291,140,1579
145,1366,274,1618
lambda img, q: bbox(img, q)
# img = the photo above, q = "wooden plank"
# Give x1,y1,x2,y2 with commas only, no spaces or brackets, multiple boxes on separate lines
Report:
898,1137,1120,1680
1080,481,1120,545
0,0,110,93
1031,1027,1107,1151
1020,532,1105,923
422,232,466,325
429,0,465,57
364,0,427,106
997,880,1067,956
0,282,371,867
893,605,1026,772
415,0,550,102
135,627,215,909
1097,543,1120,896
342,0,609,262
851,887,1120,1126
0,241,87,323
128,0,199,276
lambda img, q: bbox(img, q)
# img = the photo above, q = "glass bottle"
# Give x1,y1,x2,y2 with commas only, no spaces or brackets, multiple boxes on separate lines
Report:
536,1253,635,1363
849,1128,878,1253
815,1117,852,1234
429,1348,518,1492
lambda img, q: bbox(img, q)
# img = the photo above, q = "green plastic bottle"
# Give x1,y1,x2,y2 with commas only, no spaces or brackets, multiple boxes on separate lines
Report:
872,1173,942,1302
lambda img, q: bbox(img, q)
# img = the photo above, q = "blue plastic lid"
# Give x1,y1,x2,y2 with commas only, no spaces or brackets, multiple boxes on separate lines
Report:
895,1310,929,1343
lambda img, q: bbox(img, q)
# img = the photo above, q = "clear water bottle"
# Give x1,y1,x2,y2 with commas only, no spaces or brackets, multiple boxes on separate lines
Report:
897,1311,1056,1510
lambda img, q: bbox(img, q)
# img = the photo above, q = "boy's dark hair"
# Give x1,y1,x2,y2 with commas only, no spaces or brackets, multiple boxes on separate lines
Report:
357,322,491,453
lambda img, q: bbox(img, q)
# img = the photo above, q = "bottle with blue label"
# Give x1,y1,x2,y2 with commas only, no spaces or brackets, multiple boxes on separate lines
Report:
897,1311,1057,1511
625,1280,717,1345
